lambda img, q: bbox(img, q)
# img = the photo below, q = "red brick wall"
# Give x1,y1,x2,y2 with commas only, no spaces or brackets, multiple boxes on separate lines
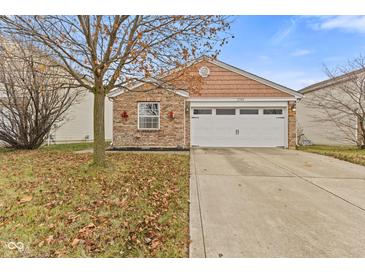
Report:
112,89,188,148
288,101,297,149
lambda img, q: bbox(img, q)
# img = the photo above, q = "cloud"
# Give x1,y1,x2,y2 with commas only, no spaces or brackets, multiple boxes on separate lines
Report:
290,49,312,57
312,16,365,34
271,17,300,45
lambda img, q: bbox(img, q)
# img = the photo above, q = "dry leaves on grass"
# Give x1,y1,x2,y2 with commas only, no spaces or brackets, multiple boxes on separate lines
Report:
0,149,189,257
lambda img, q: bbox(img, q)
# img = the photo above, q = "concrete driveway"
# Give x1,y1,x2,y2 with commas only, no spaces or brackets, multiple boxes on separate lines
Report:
189,148,365,257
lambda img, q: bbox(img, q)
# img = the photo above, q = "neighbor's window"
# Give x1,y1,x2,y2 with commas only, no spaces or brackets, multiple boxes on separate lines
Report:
240,109,259,115
193,109,212,115
138,102,160,129
263,109,283,115
216,109,236,115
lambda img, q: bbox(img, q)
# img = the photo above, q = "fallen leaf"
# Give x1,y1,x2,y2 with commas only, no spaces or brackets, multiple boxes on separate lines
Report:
151,239,161,250
46,235,54,244
86,223,95,229
38,240,45,247
71,238,80,247
19,195,33,204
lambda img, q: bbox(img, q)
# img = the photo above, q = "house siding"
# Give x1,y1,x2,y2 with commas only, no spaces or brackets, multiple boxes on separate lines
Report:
52,90,113,143
297,87,357,145
0,89,113,145
189,61,291,98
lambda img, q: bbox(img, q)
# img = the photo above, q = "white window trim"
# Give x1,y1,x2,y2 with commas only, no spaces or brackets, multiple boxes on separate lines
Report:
137,102,160,130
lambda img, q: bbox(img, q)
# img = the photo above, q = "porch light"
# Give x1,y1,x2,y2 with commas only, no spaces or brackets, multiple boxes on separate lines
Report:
291,104,296,112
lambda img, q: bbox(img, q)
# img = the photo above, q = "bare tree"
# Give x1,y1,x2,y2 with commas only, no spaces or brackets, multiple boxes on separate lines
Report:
0,16,231,166
0,37,80,149
304,56,365,148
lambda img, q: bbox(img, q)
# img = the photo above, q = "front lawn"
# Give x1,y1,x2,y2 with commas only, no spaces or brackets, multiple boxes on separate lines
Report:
298,145,365,167
0,145,190,257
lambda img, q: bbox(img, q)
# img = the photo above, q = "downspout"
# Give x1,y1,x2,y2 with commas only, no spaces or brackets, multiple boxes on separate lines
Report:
183,99,186,147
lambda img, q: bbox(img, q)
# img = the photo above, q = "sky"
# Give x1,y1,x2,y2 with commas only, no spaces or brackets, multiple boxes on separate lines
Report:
219,16,365,91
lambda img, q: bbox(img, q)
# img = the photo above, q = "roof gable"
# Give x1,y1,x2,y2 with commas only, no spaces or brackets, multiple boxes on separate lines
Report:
109,56,303,99
300,68,365,94
206,59,302,98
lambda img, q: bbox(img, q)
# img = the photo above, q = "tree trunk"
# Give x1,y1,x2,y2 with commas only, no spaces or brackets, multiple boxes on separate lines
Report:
358,118,365,149
358,138,365,149
93,90,106,166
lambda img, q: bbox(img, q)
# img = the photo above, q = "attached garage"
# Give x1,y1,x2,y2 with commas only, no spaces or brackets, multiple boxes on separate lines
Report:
191,106,287,147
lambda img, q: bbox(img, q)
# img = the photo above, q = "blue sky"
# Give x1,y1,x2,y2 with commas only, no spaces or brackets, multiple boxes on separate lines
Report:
219,16,365,90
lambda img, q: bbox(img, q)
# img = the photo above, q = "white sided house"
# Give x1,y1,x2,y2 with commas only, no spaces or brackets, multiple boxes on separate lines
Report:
297,71,363,146
47,90,113,144
0,89,113,145
0,37,113,146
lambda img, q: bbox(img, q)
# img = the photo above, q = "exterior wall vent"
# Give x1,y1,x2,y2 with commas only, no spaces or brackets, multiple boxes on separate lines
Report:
198,66,210,78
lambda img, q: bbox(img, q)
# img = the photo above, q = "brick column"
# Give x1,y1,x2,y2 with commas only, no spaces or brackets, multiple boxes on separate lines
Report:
185,101,191,148
288,101,297,149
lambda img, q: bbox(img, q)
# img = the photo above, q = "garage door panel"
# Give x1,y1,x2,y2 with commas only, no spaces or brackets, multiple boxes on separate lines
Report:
192,122,240,147
191,108,286,147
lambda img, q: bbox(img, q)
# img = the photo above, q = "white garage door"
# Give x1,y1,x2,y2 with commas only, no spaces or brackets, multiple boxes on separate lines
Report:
191,107,286,147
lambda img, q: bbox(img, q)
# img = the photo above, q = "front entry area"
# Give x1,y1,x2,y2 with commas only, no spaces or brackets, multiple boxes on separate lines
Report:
191,107,286,147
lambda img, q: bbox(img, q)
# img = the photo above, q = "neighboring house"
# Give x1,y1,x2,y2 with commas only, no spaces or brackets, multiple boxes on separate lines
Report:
0,40,113,146
297,71,362,146
47,91,113,144
109,57,303,149
0,38,113,146
0,83,113,146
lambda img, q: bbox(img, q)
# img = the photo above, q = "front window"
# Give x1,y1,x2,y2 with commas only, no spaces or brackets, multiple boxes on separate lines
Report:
138,102,160,129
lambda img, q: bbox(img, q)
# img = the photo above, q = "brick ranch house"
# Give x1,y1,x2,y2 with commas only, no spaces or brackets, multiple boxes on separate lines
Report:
109,57,303,149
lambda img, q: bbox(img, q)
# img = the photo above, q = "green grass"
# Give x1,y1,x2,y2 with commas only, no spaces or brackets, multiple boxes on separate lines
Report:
1,141,111,153
40,142,107,152
0,146,190,257
299,145,365,166
0,142,94,153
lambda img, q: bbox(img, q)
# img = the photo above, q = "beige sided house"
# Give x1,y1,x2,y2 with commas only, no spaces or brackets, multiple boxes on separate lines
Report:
0,37,113,145
48,91,113,144
0,89,113,145
297,70,363,146
109,57,303,149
